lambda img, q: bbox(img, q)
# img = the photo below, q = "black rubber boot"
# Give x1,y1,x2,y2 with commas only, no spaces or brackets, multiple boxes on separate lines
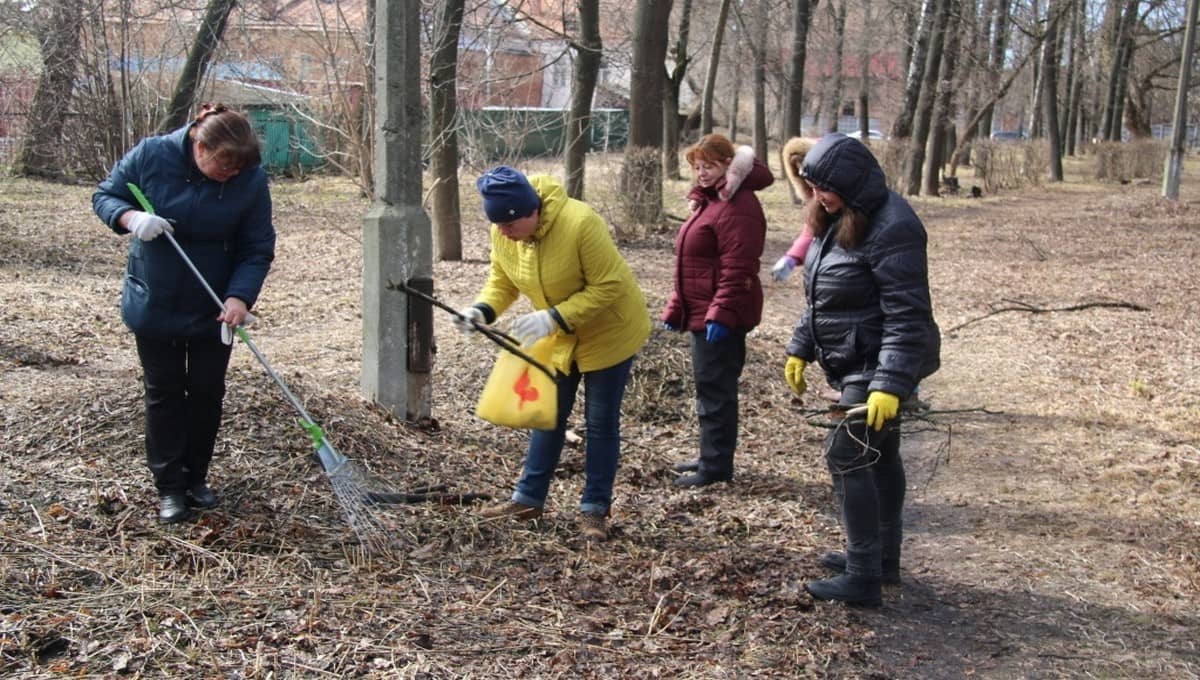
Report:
672,471,732,488
819,551,901,584
672,459,700,473
186,484,219,509
158,495,190,524
805,573,882,607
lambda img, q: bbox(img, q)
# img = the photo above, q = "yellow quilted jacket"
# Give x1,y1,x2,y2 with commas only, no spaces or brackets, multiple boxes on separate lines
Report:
475,175,650,373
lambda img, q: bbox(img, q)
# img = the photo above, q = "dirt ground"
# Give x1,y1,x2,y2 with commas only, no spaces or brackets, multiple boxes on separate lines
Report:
1,156,1198,678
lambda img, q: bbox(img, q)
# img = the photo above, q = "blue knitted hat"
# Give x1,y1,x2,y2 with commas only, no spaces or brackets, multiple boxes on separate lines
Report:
477,166,540,223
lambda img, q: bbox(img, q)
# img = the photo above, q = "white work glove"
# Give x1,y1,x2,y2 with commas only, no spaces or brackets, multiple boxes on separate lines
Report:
454,306,485,334
771,255,798,282
511,310,555,345
126,211,174,242
220,312,257,345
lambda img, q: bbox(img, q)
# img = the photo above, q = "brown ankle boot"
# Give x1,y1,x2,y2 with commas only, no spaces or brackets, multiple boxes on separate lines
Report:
579,512,607,542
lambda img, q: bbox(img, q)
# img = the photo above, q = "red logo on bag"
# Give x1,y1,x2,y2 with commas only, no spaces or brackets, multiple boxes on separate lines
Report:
513,368,539,408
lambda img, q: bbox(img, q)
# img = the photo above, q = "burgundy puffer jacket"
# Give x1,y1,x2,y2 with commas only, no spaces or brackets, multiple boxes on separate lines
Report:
661,150,774,332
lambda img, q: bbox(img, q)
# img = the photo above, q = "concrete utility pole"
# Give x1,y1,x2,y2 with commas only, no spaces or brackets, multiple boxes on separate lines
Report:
1163,0,1199,200
362,0,434,420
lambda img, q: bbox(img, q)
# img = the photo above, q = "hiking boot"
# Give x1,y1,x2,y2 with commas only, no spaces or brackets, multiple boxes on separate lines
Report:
805,573,882,607
579,512,607,542
819,551,901,584
672,471,732,488
186,484,219,509
672,459,700,473
158,494,190,524
479,501,543,520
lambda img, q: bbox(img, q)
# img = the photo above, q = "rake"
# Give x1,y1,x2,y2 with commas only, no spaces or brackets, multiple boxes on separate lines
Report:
126,183,396,553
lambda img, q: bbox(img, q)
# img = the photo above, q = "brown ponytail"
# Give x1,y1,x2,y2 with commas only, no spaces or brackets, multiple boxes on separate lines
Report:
189,103,261,170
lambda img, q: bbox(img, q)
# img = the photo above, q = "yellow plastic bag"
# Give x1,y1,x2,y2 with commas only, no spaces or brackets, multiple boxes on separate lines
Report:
475,336,560,430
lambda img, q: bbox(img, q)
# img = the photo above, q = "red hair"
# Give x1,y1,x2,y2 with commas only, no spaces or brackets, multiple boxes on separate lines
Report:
685,134,735,166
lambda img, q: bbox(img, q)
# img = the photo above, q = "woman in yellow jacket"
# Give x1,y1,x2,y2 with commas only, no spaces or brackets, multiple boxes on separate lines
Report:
456,166,650,542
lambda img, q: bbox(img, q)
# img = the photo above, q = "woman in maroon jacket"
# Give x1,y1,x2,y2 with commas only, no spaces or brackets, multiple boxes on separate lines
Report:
661,133,774,487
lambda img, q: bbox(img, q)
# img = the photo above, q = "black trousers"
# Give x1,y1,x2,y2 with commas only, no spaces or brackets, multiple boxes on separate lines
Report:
689,329,747,478
824,383,906,579
135,336,233,496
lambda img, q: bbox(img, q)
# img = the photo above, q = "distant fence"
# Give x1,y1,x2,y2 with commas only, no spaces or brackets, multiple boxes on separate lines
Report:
460,107,629,161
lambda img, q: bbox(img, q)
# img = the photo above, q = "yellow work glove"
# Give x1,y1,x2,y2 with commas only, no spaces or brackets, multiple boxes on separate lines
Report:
865,391,900,431
785,356,807,396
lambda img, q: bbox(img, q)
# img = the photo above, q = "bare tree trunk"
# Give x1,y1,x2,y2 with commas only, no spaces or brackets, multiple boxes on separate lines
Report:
1043,0,1063,181
16,0,82,179
785,0,814,138
752,0,769,159
360,0,376,195
566,0,602,198
924,0,962,195
1026,0,1044,137
1163,0,1199,199
904,0,949,195
824,0,847,134
978,0,1010,138
701,0,732,134
1101,0,1139,140
429,0,464,261
624,0,675,226
891,0,938,139
663,0,694,180
158,0,238,133
857,0,873,141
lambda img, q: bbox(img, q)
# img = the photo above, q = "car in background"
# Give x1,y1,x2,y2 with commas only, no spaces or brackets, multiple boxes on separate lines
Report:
990,130,1025,142
847,129,887,141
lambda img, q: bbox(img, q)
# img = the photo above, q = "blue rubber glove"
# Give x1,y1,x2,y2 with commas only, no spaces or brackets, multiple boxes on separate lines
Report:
705,321,730,343
771,255,798,282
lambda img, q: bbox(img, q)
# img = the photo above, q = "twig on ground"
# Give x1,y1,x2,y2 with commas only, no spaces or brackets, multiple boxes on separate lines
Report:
947,298,1149,333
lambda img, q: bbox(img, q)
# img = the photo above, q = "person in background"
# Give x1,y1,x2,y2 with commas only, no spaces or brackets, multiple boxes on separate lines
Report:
782,133,940,606
455,166,650,543
93,103,276,524
770,136,817,283
661,133,774,488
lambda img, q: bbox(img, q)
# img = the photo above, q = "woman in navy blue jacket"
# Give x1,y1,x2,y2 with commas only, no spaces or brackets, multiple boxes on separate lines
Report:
783,133,940,606
93,104,276,524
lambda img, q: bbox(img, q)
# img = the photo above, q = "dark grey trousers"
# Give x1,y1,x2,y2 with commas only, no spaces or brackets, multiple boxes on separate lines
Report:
825,383,906,579
689,330,746,478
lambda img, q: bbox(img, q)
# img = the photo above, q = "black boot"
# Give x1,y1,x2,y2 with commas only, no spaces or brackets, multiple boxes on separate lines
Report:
819,551,901,584
805,573,882,607
186,484,219,509
158,494,190,524
672,459,700,473
672,471,732,488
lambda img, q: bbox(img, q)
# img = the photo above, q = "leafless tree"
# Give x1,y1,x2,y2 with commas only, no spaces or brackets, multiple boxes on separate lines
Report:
624,0,674,226
158,0,237,133
15,0,82,179
701,0,733,134
429,0,465,261
663,0,694,180
564,0,602,198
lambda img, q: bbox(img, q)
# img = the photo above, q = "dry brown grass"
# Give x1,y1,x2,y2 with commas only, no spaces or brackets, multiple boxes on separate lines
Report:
2,153,1198,677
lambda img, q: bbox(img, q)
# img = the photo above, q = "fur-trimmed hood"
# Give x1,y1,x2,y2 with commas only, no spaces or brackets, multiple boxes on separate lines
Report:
781,136,817,203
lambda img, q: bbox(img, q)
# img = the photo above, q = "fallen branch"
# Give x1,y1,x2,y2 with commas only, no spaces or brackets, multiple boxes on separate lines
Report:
946,298,1149,333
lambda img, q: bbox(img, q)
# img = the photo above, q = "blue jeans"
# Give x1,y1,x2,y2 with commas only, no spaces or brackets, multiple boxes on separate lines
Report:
512,356,635,516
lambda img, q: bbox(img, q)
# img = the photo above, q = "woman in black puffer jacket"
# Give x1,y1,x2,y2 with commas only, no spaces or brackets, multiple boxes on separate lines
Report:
783,133,940,606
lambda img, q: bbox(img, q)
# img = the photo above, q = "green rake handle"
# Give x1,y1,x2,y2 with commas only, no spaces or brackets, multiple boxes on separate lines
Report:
126,183,347,473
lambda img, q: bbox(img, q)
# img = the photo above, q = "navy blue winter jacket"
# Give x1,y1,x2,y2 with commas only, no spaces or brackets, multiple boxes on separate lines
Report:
785,133,940,397
93,124,276,340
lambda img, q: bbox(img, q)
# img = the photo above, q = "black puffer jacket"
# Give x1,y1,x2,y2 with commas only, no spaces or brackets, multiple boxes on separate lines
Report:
785,133,940,396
